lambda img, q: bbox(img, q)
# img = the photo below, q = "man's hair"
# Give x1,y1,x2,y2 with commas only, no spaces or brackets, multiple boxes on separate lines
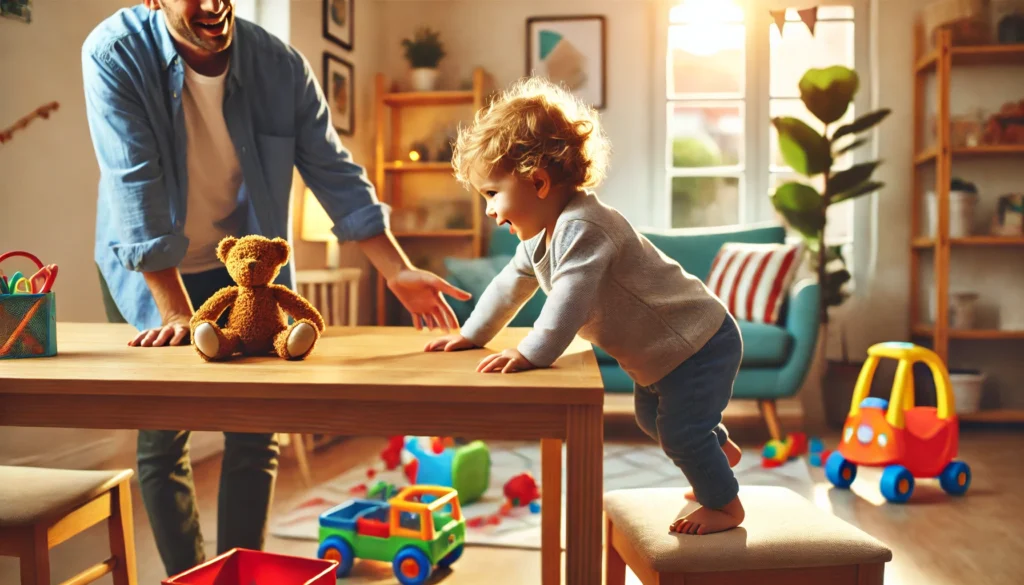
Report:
452,76,611,192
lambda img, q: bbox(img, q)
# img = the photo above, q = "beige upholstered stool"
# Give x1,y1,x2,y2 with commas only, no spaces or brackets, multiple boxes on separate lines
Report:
604,486,892,585
0,466,136,585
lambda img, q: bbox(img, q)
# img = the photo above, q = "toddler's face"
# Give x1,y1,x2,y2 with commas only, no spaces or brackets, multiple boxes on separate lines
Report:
469,164,547,241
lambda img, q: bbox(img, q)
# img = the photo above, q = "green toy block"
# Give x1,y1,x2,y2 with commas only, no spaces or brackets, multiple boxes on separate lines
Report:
451,441,490,505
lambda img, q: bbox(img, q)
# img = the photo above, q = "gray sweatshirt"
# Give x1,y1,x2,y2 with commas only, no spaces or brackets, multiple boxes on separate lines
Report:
460,192,728,386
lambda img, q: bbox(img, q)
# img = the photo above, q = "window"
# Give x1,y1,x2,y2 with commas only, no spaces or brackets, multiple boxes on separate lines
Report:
661,0,867,245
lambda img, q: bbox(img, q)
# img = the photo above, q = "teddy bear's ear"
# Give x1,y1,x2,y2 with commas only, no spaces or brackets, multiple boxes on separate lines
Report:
216,236,239,263
271,237,291,264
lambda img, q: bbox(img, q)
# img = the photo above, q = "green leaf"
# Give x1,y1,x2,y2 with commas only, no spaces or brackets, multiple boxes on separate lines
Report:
799,66,859,125
770,181,825,241
834,137,868,157
832,181,884,205
827,162,880,198
772,116,830,176
832,108,891,141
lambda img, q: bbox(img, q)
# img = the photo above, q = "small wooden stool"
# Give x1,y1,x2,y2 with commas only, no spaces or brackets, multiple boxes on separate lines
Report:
604,486,892,585
0,466,136,585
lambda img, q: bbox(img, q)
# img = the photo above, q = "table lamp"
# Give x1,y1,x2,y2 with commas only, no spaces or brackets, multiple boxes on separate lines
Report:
301,188,340,269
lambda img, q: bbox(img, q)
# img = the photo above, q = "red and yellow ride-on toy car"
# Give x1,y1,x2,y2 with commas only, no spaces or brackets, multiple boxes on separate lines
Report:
825,342,972,503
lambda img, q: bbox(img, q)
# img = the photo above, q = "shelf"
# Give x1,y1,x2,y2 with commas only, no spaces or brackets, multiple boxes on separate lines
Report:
912,236,1024,249
915,43,1024,73
959,409,1024,423
912,325,1024,340
392,229,475,238
382,90,475,107
914,144,1024,165
383,161,454,173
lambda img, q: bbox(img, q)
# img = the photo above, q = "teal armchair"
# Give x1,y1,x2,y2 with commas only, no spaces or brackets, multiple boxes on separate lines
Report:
442,222,820,439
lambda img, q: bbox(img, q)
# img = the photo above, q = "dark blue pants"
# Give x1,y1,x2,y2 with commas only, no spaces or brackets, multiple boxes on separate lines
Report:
98,265,280,576
633,314,743,510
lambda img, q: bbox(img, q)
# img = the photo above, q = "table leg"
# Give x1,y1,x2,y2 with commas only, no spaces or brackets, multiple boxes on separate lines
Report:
541,438,562,585
565,405,602,585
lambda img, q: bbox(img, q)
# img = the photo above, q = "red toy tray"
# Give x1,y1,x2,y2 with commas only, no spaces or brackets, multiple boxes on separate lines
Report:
162,548,337,585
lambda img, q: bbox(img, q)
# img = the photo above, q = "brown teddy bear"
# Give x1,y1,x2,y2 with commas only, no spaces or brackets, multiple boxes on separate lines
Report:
189,235,325,361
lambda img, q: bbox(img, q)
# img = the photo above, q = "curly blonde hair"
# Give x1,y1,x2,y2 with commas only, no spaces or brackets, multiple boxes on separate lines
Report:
452,77,611,192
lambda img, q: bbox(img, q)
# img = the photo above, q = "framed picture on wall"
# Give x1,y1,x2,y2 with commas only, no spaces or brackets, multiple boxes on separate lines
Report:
323,53,354,136
323,0,353,50
1,0,32,23
526,15,606,109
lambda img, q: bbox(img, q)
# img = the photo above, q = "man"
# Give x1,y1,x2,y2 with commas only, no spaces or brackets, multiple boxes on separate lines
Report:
81,0,470,575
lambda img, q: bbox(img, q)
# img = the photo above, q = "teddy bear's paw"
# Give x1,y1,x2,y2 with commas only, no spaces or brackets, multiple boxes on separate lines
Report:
194,323,221,359
286,322,318,359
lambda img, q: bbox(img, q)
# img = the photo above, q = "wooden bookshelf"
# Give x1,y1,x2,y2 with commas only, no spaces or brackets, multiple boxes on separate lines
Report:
911,28,1024,425
372,68,490,325
915,42,1024,73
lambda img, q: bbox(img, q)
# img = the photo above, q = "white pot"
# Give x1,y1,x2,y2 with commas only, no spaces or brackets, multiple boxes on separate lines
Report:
410,67,439,91
926,190,978,237
949,370,986,414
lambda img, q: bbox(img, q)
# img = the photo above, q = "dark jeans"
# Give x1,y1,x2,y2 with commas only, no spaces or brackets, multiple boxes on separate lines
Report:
98,265,281,576
633,314,743,510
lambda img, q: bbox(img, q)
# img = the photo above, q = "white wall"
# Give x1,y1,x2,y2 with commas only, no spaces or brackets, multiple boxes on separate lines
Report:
0,0,139,470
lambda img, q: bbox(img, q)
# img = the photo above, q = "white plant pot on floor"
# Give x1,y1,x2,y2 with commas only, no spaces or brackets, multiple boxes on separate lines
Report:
410,67,439,91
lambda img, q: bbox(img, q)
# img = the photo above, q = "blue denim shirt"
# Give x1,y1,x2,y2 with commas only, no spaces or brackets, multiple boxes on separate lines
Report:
82,6,388,331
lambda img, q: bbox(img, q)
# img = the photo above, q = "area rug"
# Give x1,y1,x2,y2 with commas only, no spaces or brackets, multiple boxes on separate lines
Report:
269,440,814,551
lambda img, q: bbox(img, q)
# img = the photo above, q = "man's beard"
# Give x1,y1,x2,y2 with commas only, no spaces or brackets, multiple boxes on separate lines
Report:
168,9,234,54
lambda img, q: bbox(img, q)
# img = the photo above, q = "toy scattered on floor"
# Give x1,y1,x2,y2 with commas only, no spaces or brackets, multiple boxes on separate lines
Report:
466,472,542,528
162,548,337,585
403,436,490,505
190,235,325,362
503,472,542,513
317,485,465,585
803,437,830,466
825,342,972,503
760,432,808,468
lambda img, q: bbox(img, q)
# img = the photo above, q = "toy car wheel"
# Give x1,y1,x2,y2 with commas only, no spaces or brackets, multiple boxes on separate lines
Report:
880,465,915,503
437,544,464,569
393,546,433,585
939,461,971,496
317,535,354,577
825,451,857,489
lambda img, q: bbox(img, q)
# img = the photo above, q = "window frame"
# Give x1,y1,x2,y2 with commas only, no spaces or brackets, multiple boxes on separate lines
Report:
651,0,872,248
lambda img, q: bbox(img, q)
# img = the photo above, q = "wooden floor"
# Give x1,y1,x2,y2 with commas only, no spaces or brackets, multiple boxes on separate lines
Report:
1,427,1021,585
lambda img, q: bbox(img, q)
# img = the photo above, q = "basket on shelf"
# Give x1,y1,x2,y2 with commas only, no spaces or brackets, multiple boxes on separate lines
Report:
0,250,57,360
923,0,993,46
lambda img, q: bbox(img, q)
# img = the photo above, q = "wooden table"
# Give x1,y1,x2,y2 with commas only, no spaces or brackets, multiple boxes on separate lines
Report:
0,323,605,585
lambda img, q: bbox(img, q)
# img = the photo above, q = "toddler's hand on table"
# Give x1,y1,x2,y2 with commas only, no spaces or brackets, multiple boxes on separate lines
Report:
424,334,479,352
477,348,536,374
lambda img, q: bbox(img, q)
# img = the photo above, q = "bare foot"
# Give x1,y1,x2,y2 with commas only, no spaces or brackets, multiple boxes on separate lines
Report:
683,438,742,501
670,496,744,535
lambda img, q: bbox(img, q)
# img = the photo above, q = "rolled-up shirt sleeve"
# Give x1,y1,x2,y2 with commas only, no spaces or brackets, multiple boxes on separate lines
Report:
82,46,188,272
292,51,390,243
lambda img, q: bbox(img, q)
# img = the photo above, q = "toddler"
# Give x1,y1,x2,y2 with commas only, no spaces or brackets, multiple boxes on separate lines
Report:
425,77,745,535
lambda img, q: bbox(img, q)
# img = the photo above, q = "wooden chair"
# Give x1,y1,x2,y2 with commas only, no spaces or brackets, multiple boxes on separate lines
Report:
0,466,136,585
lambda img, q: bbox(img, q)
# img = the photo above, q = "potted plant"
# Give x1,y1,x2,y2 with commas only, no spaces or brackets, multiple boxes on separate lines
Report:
401,27,446,91
769,65,890,428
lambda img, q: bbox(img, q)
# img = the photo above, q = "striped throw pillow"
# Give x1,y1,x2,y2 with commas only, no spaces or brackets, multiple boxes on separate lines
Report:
706,242,804,325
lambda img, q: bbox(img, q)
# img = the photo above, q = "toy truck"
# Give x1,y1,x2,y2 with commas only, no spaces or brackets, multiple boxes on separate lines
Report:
316,485,465,585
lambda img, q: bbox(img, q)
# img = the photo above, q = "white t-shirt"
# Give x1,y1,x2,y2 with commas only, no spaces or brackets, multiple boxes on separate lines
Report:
177,60,245,274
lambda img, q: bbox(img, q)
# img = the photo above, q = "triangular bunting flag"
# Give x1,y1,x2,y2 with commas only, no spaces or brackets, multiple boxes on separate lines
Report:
770,9,787,36
798,6,819,36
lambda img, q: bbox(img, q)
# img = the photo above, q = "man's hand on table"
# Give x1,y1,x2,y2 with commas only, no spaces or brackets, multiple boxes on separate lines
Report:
387,267,471,332
129,314,191,347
